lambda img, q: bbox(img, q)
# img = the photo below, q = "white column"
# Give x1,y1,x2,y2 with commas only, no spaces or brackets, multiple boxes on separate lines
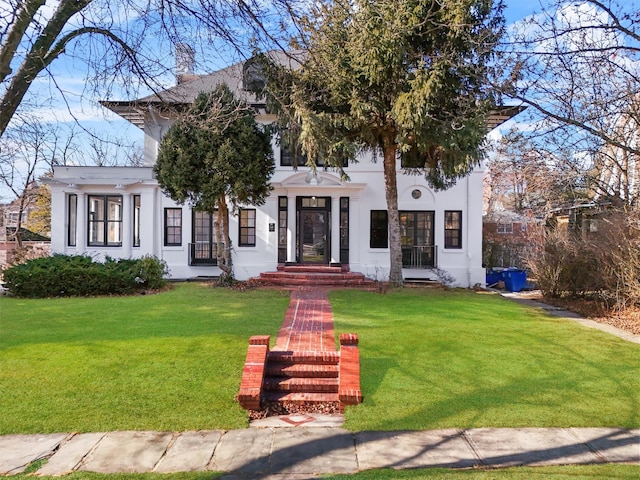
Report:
287,195,296,263
350,196,360,265
331,196,340,264
76,192,86,254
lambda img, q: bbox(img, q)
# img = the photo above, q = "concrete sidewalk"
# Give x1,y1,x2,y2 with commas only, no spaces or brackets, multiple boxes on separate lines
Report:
1,423,638,477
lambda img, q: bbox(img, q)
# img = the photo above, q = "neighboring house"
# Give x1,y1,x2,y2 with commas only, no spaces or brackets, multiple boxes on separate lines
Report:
47,53,520,287
596,99,639,208
546,202,612,240
482,211,542,268
0,196,50,268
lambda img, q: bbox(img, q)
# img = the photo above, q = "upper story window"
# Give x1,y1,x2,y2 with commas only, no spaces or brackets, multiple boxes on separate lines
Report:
88,195,122,247
497,223,513,234
243,57,267,93
280,145,307,167
280,144,348,168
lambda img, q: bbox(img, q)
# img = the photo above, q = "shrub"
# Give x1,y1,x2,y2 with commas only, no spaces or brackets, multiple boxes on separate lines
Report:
526,209,640,309
2,254,168,298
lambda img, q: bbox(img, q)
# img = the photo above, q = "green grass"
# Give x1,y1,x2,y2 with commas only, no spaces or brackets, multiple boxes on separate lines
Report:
0,283,289,434
9,465,640,479
322,465,640,479
330,289,640,431
2,284,639,436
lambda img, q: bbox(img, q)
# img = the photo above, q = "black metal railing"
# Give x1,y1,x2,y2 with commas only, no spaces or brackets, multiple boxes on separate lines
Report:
189,243,218,266
401,245,436,269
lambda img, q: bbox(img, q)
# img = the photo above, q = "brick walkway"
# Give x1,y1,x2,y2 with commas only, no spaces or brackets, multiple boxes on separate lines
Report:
272,288,336,352
237,286,362,412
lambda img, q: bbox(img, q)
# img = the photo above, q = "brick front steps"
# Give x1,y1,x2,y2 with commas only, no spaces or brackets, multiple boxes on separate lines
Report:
237,334,363,415
256,265,375,288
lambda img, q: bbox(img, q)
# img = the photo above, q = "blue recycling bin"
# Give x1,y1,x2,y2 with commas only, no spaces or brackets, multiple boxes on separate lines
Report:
486,270,503,286
503,269,527,292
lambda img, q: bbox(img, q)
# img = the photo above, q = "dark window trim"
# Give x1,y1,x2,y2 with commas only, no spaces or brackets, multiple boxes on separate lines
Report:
340,197,349,264
444,210,463,249
278,196,288,263
190,210,217,265
87,195,123,247
67,194,77,247
370,210,388,248
280,145,348,168
133,195,141,247
239,208,257,247
164,207,182,246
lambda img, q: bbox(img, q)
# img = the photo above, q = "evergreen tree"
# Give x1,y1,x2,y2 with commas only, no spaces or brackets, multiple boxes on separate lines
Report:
154,85,274,277
264,0,504,286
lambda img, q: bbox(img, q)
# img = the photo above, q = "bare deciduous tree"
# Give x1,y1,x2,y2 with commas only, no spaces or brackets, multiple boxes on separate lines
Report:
1,0,305,139
499,0,640,155
0,117,57,247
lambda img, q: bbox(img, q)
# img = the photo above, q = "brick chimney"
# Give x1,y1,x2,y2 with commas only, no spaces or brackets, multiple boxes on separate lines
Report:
175,44,197,84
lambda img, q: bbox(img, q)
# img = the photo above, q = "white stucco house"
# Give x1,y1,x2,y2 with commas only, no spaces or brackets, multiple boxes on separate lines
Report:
47,53,521,287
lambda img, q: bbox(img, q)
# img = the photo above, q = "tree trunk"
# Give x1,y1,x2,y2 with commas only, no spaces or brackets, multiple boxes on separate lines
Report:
382,133,403,287
214,197,233,276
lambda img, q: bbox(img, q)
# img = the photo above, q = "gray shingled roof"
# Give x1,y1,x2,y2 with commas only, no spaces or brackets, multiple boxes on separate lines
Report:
101,50,523,131
101,50,300,128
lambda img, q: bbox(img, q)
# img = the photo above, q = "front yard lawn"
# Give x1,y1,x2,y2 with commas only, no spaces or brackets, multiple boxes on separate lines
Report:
1,284,638,435
0,283,289,434
330,289,640,431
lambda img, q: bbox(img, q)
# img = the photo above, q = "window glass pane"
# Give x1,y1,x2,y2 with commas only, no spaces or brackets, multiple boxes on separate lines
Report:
89,196,105,220
87,195,123,246
370,210,388,248
68,194,77,247
88,196,105,245
444,211,462,249
239,209,256,246
194,211,211,243
133,196,141,247
107,196,122,221
107,196,122,244
165,208,182,246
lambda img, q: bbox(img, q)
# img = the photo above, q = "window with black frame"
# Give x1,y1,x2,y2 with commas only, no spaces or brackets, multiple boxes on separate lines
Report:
88,195,122,247
190,210,217,265
400,211,435,268
67,194,77,247
239,209,256,246
444,211,462,249
370,210,388,248
164,208,182,246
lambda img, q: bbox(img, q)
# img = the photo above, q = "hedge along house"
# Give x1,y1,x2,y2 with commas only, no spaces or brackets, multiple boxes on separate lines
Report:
48,51,522,287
